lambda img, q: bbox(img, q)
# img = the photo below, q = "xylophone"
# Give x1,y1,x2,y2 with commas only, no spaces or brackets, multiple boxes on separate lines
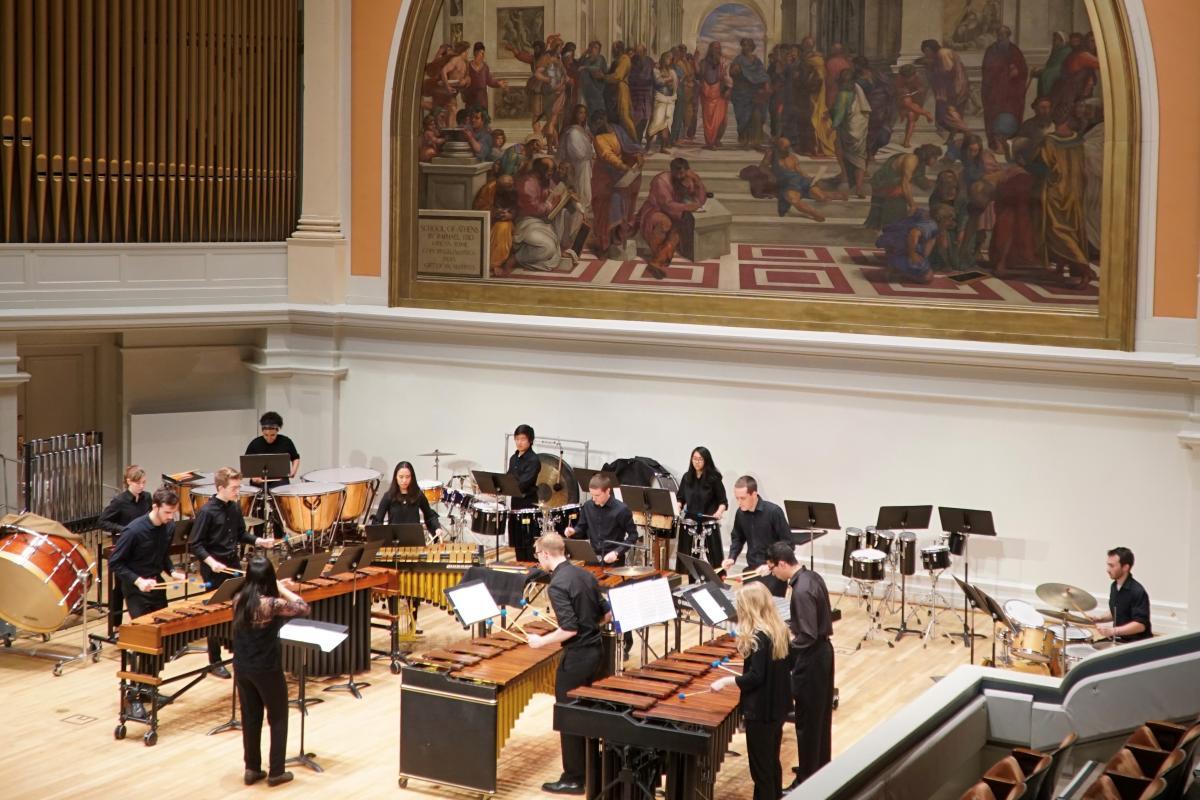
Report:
398,619,561,795
374,542,484,611
114,566,393,746
555,635,744,800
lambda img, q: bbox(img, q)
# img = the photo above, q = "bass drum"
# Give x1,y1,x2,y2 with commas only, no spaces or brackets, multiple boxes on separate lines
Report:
601,456,679,493
0,516,96,633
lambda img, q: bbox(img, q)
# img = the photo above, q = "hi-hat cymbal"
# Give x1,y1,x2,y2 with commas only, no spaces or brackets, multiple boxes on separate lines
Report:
418,450,456,457
1037,608,1094,626
1035,582,1097,612
244,516,266,528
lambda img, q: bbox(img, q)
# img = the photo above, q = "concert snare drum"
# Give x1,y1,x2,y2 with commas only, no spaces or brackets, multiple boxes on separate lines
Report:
898,532,917,576
190,482,261,517
841,527,865,578
0,525,96,633
1003,599,1045,630
849,548,886,582
419,479,444,506
550,503,581,534
271,482,346,537
302,467,381,521
920,544,951,572
469,501,508,536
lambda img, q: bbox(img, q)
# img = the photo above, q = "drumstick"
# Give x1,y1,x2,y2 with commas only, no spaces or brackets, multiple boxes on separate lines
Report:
493,625,528,644
729,569,763,581
710,660,742,676
530,609,559,628
150,579,210,590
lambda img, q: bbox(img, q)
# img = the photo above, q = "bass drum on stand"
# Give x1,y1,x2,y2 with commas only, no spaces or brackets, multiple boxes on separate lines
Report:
0,516,97,633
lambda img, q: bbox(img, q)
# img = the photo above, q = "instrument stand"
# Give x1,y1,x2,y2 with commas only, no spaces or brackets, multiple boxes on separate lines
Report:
472,470,522,564
885,536,923,641
854,580,893,651
594,744,660,800
938,508,995,659
324,546,370,699
920,568,964,647
286,646,323,773
208,677,242,735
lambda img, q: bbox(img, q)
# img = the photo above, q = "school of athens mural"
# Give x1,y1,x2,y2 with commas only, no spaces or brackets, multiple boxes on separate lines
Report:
413,0,1110,312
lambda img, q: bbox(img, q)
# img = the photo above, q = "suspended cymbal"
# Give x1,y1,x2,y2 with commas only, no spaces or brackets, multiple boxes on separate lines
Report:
417,450,456,457
536,453,579,508
605,565,656,578
244,516,266,528
1037,608,1095,626
1035,582,1097,612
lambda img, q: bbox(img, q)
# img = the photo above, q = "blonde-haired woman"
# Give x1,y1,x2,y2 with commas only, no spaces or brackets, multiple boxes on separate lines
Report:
711,582,792,800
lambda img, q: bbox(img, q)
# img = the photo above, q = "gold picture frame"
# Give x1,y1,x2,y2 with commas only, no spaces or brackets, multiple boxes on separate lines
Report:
389,0,1138,349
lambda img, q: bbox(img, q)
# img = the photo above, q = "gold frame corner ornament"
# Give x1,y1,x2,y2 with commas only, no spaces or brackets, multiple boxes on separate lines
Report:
389,0,1139,350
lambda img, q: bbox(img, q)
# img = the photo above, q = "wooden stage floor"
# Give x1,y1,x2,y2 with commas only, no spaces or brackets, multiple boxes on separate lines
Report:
1,580,985,799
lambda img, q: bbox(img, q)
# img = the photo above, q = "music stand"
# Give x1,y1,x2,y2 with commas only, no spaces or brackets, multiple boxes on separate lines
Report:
204,569,248,737
620,485,675,568
325,545,371,699
939,507,994,660
299,551,330,583
240,454,292,536
564,539,602,566
444,579,503,628
472,470,523,563
681,582,737,627
876,505,932,642
573,467,618,494
280,619,349,773
784,501,839,570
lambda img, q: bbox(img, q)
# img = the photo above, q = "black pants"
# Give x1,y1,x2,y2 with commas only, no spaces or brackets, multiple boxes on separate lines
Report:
200,564,234,664
555,644,603,783
237,667,289,776
508,510,537,562
745,718,784,800
791,638,834,784
122,583,167,699
108,570,126,629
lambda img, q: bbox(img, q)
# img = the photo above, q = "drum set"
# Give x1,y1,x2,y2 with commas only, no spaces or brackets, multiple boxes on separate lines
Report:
994,583,1111,677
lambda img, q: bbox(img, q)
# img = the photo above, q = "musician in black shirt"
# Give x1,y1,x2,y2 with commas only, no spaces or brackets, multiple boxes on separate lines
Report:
507,423,541,561
190,467,276,677
767,541,834,789
371,461,441,632
245,411,300,488
528,533,606,796
723,476,791,596
99,465,152,628
675,446,728,566
1089,547,1152,643
108,486,185,719
565,474,638,564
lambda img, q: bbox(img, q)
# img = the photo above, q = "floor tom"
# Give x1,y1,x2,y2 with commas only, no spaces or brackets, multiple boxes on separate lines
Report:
920,544,951,572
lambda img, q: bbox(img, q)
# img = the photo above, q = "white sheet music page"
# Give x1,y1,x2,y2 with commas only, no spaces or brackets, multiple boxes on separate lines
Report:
607,577,676,632
446,581,502,626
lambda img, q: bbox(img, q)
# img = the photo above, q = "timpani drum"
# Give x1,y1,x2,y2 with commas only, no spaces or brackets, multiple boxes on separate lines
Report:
175,472,215,518
302,467,381,522
189,483,261,517
270,482,347,538
0,522,97,633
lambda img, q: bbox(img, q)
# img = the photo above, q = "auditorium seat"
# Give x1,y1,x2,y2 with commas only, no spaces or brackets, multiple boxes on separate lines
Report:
983,756,1028,799
1107,746,1180,780
958,779,1027,800
1081,775,1166,800
1034,732,1078,800
1008,749,1053,798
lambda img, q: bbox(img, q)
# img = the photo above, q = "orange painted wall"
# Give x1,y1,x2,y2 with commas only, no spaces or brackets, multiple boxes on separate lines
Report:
349,1,1200,318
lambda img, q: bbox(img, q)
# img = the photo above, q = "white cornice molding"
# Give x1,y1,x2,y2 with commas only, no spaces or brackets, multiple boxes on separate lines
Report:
0,371,31,387
244,362,348,380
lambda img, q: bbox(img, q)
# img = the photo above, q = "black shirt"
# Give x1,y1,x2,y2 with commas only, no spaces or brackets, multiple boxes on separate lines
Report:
232,595,310,673
98,489,151,535
548,560,605,650
729,497,791,568
735,630,793,723
788,566,834,650
1109,575,1152,642
245,434,301,487
109,514,176,586
371,491,441,534
573,496,638,558
676,471,728,519
189,496,257,564
508,448,541,509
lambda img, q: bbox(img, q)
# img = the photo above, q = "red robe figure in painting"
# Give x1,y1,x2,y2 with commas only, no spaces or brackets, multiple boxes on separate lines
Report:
636,159,707,279
698,42,729,149
981,26,1027,150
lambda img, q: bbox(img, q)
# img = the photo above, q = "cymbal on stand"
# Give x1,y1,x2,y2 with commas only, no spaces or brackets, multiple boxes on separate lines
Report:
1037,608,1094,626
417,450,457,457
1034,582,1098,613
244,516,266,528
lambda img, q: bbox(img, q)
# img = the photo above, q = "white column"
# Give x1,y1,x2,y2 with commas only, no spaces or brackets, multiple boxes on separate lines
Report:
0,336,31,514
287,0,349,305
896,0,944,64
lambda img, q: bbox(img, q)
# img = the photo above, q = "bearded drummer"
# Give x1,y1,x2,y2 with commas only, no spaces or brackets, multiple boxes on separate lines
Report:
1088,547,1152,643
189,467,276,678
507,424,541,562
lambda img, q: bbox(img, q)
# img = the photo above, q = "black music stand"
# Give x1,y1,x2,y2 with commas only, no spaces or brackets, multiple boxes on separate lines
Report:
954,576,1007,667
205,572,246,737
621,485,675,567
240,453,292,538
472,470,523,563
281,619,348,773
564,539,603,566
784,501,838,570
938,507,995,659
324,545,371,699
876,505,932,642
573,467,618,493
680,581,737,627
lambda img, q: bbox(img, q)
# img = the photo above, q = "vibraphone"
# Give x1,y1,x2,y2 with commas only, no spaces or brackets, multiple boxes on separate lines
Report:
555,635,744,800
398,619,561,795
114,566,393,746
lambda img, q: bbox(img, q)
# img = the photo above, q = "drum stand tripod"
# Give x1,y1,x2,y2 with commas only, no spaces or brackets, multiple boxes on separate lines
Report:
884,535,923,641
920,566,965,647
854,579,893,651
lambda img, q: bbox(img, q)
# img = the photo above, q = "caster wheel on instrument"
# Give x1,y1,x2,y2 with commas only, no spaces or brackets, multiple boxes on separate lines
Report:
114,724,126,740
390,660,402,675
143,731,157,747
398,778,408,789
53,664,63,677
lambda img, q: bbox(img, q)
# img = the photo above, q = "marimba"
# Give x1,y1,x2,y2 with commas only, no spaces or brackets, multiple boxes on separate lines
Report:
375,542,484,611
555,635,744,800
398,619,561,795
114,566,393,746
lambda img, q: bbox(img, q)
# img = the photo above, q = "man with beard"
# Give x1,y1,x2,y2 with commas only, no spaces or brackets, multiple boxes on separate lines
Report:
762,137,846,222
1010,96,1055,165
504,157,579,273
981,26,1028,151
601,41,637,140
800,37,837,157
589,113,642,258
921,39,971,136
629,44,656,140
635,158,708,278
730,38,770,149
505,38,547,118
576,41,608,115
698,41,730,149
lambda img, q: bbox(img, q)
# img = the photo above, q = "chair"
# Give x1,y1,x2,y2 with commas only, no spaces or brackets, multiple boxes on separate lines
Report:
1156,748,1191,800
958,780,1027,800
1127,726,1167,751
1009,748,1053,798
983,757,1028,800
1082,775,1167,800
1108,746,1181,780
1035,732,1079,800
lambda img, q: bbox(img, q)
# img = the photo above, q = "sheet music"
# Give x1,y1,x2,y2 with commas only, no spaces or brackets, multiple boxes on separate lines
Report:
607,577,676,632
446,581,502,626
691,587,728,625
280,619,348,653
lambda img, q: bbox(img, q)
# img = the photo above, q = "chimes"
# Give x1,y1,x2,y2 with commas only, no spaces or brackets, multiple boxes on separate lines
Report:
0,0,301,244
